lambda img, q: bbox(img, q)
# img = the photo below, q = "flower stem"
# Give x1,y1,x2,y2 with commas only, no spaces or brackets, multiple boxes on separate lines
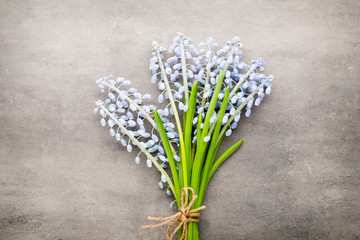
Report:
223,47,235,74
156,48,188,188
180,38,189,105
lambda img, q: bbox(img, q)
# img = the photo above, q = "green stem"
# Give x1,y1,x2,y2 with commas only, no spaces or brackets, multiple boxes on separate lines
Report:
156,48,188,188
180,37,189,105
197,87,230,207
199,50,213,108
184,80,199,185
153,110,181,207
208,139,243,182
191,70,224,206
222,47,235,75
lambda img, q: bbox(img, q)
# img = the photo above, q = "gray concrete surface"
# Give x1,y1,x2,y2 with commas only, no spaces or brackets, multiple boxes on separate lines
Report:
1,0,360,239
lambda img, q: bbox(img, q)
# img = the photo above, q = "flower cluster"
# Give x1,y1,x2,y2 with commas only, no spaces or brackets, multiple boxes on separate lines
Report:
94,75,178,195
149,33,273,144
94,33,273,206
94,33,273,239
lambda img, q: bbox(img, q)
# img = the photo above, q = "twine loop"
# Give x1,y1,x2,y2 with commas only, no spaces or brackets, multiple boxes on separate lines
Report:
141,187,206,240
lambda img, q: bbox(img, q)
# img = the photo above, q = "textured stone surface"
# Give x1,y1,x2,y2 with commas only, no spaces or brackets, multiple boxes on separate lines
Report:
1,0,359,239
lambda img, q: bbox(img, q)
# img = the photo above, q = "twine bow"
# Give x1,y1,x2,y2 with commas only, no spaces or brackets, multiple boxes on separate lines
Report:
141,187,206,240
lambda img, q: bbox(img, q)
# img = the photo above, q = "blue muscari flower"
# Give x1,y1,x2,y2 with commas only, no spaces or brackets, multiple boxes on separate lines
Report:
247,99,254,109
151,134,159,142
167,56,178,64
174,92,182,99
173,63,181,70
174,82,181,88
230,96,237,104
165,66,172,74
158,95,164,103
218,92,224,100
234,114,241,122
151,75,157,83
158,82,165,90
115,133,121,141
135,157,140,164
109,128,115,136
191,65,197,73
147,140,155,147
222,114,229,124
158,146,165,155
240,97,247,103
112,117,121,125
204,136,211,142
210,114,217,123
140,142,147,148
147,159,152,168
254,97,261,106
217,49,224,55
100,118,106,126
242,81,249,89
225,129,232,136
148,147,156,153
266,87,272,95
167,132,175,139
158,181,164,189
128,120,136,127
178,86,185,93
161,174,167,182
127,145,132,152
108,92,116,102
245,109,252,117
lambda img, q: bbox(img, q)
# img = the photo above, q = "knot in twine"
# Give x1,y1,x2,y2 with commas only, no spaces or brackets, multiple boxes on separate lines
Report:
141,187,206,240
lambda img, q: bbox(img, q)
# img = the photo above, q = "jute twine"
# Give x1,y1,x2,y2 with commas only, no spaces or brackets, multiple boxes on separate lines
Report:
141,187,206,240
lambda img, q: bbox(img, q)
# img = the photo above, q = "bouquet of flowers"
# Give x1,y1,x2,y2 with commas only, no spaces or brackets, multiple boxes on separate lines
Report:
93,33,273,240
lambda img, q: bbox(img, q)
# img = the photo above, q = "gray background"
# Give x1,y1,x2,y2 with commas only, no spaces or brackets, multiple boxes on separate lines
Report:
1,0,359,239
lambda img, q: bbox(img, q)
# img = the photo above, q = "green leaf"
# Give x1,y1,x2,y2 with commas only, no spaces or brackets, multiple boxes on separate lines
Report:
197,87,230,207
208,139,243,182
200,70,224,144
191,70,224,195
184,80,198,185
153,110,181,206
